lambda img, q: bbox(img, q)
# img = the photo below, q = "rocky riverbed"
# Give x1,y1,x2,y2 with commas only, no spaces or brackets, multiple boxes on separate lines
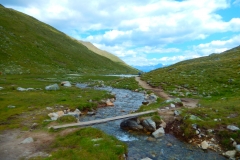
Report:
76,83,227,160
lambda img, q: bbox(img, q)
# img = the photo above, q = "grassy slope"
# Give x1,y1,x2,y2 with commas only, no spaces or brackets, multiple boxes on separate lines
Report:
0,5,138,75
141,46,240,149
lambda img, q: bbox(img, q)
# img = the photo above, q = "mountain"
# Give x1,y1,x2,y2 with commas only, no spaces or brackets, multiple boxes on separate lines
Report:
78,41,125,64
0,5,138,75
132,63,165,72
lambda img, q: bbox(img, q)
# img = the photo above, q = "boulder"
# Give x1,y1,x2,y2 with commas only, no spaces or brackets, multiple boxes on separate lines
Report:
201,140,208,150
120,119,143,131
45,84,59,91
227,125,240,131
152,127,165,138
61,81,71,87
223,150,236,158
142,118,156,132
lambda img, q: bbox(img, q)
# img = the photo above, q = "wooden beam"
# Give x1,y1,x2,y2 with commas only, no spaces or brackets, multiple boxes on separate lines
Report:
50,110,157,129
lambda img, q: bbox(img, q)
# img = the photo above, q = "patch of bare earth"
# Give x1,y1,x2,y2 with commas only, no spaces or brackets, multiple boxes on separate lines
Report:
0,128,80,160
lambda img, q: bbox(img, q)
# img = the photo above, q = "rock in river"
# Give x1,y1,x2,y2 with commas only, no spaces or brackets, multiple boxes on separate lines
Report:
142,118,156,132
120,119,143,131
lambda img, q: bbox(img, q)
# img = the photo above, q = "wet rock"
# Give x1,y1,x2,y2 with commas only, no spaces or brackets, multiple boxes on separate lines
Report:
152,127,165,138
147,137,156,142
87,111,96,115
120,119,143,131
141,158,152,160
223,150,236,158
45,84,59,91
227,125,240,131
201,140,208,150
106,99,114,106
20,137,34,144
61,81,71,87
236,145,240,152
142,101,149,105
142,118,156,132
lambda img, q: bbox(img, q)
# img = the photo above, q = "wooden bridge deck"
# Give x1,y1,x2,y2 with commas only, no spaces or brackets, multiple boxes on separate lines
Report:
51,110,157,129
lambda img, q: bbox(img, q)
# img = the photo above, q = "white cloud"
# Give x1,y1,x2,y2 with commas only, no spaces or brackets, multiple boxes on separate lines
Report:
194,34,240,55
2,0,240,66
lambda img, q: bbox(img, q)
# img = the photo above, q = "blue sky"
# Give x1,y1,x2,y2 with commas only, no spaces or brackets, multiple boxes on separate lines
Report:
1,0,240,66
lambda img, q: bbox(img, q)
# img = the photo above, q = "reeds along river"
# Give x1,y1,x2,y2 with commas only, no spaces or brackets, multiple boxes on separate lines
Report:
76,84,226,160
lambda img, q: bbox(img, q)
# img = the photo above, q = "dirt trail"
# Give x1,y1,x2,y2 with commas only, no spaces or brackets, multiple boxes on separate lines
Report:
135,76,199,109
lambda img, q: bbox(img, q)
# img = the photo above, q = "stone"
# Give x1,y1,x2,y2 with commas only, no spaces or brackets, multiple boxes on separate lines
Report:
57,111,64,117
46,107,53,110
236,145,240,152
142,118,156,132
170,103,175,108
141,158,152,160
87,111,96,115
147,137,156,142
61,81,71,87
160,120,166,128
91,138,103,142
174,110,181,116
120,119,143,131
45,84,59,91
142,101,149,105
48,112,58,120
20,137,34,144
201,140,209,150
152,127,165,138
223,150,236,158
227,125,240,131
0,87,3,90
7,105,16,108
189,115,203,121
31,123,38,129
17,87,27,91
106,100,114,106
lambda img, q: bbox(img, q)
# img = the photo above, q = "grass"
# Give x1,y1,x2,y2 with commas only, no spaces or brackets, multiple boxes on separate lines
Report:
45,128,127,160
105,77,142,90
0,74,116,131
141,46,240,149
0,5,138,75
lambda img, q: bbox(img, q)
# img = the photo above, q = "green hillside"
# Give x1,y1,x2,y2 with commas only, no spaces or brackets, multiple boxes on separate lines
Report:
141,46,240,149
0,5,138,75
79,40,125,64
141,46,240,98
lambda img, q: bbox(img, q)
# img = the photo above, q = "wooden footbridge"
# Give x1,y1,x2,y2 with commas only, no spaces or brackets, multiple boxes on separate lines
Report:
50,110,157,129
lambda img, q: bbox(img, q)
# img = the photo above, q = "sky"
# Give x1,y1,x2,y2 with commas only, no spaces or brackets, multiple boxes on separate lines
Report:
1,0,240,66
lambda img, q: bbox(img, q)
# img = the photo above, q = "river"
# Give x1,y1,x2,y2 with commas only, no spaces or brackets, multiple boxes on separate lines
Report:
76,83,226,160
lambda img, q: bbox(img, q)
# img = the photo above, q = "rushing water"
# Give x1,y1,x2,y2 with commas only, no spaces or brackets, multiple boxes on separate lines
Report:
76,84,226,160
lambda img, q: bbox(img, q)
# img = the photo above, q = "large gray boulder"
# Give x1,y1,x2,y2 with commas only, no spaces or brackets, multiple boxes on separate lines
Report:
120,119,143,131
142,118,156,132
152,127,165,138
45,84,59,91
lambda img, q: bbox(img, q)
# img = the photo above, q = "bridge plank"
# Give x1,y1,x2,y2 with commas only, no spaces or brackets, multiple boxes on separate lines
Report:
51,110,157,129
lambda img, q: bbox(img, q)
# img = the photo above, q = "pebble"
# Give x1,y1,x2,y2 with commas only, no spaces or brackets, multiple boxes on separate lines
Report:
201,140,208,150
